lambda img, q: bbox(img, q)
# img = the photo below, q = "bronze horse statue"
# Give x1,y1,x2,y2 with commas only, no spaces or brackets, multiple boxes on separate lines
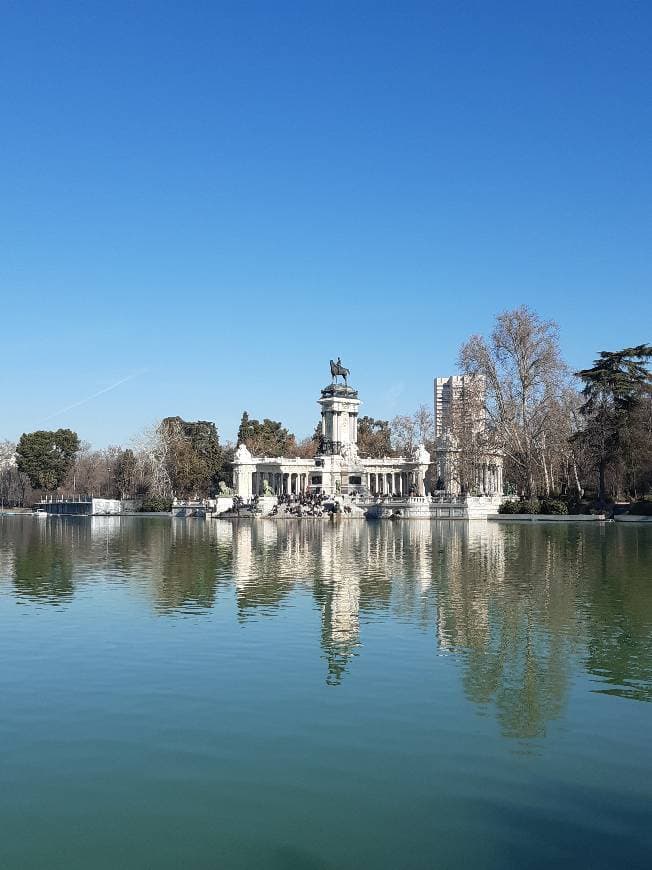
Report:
330,358,350,386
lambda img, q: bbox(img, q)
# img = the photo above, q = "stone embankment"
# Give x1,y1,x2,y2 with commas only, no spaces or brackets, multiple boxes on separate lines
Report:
488,513,607,522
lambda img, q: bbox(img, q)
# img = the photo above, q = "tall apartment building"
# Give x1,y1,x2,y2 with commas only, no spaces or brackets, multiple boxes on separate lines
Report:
433,375,486,437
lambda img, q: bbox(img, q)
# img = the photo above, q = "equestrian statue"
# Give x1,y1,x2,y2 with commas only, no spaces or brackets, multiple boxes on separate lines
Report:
330,357,350,386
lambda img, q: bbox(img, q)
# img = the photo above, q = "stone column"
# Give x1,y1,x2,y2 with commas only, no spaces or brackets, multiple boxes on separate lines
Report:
235,464,252,499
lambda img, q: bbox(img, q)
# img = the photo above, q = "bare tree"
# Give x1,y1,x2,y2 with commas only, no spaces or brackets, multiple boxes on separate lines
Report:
392,405,434,456
132,422,173,498
459,306,567,497
446,375,490,494
535,387,584,499
0,441,16,506
0,441,32,507
391,415,418,456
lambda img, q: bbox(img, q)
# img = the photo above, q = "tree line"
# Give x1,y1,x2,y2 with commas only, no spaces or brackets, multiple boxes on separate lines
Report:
1,307,649,508
458,308,650,505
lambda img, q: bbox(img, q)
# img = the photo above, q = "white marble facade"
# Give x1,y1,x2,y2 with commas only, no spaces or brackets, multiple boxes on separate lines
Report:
233,367,504,502
233,377,431,500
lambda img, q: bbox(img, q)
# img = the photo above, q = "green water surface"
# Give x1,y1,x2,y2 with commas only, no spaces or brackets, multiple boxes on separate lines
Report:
1,516,651,869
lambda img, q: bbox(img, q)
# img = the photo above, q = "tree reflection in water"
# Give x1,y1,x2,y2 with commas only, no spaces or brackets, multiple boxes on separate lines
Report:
1,515,651,737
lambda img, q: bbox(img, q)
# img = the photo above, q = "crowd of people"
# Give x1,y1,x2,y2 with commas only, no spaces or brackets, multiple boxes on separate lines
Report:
229,482,430,518
231,489,344,518
270,491,334,517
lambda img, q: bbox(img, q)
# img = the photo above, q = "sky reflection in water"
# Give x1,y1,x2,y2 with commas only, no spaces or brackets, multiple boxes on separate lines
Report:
1,516,651,869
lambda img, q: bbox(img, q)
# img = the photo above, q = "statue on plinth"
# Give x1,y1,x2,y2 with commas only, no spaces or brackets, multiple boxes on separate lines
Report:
234,443,253,462
412,444,431,465
341,441,359,463
330,357,350,386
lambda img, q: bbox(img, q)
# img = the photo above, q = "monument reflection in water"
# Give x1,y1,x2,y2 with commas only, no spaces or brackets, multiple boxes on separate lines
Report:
2,514,652,869
2,516,651,730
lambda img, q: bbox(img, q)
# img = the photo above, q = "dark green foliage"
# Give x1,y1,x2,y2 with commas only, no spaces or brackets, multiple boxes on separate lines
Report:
559,492,584,515
498,498,544,514
141,496,173,512
16,429,80,491
216,444,235,489
575,345,652,502
162,417,226,497
357,416,394,458
520,497,541,514
237,411,296,456
114,448,137,498
498,499,520,514
629,500,652,516
540,499,568,515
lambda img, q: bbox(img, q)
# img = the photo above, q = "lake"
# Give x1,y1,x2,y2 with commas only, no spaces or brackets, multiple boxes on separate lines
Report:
1,515,651,869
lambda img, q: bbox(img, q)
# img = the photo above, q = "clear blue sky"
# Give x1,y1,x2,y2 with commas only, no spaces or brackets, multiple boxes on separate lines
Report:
2,1,650,447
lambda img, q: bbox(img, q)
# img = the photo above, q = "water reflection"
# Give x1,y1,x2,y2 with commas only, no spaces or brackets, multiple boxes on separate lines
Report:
4,515,76,603
1,515,651,736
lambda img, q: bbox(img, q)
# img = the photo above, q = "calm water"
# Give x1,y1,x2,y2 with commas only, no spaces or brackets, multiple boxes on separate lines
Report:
1,516,651,869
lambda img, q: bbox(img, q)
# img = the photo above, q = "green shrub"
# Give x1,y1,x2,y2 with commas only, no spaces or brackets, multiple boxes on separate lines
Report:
561,494,583,514
629,500,652,516
519,497,541,514
141,496,173,512
498,499,520,514
541,499,568,514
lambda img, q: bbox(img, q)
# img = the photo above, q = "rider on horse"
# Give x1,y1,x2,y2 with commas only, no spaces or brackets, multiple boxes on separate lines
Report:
330,357,350,386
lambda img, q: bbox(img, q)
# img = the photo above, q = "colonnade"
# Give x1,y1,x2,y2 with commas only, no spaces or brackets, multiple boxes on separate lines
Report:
367,471,418,497
251,470,310,496
474,462,503,495
435,448,504,496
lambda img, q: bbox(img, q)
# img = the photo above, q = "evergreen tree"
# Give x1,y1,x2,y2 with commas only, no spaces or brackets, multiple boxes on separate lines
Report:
236,412,296,456
114,448,137,498
16,429,80,491
161,417,225,497
575,344,652,502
